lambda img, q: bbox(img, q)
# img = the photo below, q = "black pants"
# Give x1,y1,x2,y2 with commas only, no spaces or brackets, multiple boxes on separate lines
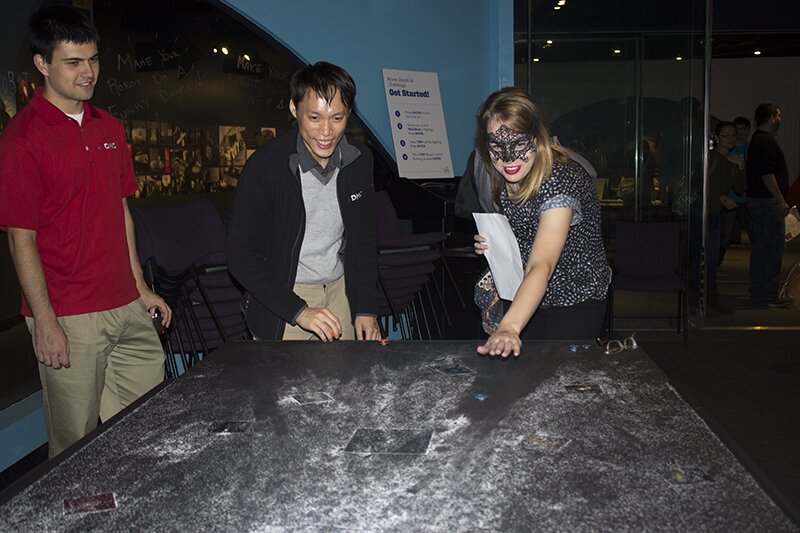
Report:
514,299,607,341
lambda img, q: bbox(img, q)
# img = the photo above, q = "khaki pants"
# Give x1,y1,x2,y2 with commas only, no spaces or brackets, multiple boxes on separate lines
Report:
282,275,355,340
27,299,165,458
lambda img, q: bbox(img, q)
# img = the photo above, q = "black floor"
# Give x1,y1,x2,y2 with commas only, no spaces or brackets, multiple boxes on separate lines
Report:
641,330,800,521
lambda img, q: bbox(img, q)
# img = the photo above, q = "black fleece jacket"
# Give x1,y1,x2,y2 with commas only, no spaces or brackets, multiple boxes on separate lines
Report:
226,130,377,340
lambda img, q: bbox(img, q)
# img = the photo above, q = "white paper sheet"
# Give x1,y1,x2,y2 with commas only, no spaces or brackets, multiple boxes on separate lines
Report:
473,213,524,300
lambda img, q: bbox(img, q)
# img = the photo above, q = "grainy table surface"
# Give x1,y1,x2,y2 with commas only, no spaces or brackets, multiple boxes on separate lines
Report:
0,340,795,532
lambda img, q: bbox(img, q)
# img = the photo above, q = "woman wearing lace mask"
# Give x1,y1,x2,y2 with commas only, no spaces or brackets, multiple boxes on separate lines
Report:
473,88,611,357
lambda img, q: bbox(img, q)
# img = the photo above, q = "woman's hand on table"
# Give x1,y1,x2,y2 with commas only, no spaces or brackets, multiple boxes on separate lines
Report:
477,325,521,358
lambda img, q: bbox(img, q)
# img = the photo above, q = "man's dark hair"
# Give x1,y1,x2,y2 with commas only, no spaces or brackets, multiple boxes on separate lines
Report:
754,103,780,127
29,6,99,63
732,116,750,128
289,62,356,111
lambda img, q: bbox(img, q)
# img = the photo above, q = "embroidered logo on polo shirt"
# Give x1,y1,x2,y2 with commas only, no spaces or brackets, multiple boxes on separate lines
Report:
350,190,363,202
101,142,117,150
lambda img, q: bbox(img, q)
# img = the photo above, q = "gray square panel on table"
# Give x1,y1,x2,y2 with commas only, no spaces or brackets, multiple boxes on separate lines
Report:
0,340,796,532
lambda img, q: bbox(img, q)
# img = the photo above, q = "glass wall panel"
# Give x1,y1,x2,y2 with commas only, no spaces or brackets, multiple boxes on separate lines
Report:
515,0,709,327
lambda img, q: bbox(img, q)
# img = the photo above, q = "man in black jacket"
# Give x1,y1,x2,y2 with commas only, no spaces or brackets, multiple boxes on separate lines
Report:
227,62,380,341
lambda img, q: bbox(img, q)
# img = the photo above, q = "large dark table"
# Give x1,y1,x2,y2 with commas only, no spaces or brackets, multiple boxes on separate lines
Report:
0,341,795,531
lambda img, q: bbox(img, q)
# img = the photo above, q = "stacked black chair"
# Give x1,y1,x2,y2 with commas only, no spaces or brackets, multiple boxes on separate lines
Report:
374,191,460,339
130,198,246,377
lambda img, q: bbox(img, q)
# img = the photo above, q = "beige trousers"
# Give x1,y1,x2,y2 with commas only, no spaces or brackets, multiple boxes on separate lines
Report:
27,298,165,458
282,275,355,340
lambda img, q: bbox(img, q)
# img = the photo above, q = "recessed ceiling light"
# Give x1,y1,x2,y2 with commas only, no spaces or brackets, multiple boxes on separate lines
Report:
553,5,561,10
546,39,553,45
533,58,540,63
243,54,251,61
675,55,683,61
558,0,566,5
221,46,229,55
754,49,762,55
613,49,621,55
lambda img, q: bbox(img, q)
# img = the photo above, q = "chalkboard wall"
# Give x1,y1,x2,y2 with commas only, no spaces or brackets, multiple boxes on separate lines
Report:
94,1,297,122
2,0,388,200
90,0,304,197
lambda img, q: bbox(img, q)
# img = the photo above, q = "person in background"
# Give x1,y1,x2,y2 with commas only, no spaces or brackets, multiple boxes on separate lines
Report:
690,121,745,315
0,6,170,458
227,62,380,342
472,88,611,357
746,103,791,308
730,116,751,160
719,116,752,257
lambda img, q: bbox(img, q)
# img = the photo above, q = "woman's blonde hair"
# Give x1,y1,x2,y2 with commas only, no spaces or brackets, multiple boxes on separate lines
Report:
476,87,570,204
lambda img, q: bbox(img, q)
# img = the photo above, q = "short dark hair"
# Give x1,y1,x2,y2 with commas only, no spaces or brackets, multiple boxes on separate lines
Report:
732,116,750,128
714,121,735,136
29,6,99,64
289,62,356,111
754,103,780,127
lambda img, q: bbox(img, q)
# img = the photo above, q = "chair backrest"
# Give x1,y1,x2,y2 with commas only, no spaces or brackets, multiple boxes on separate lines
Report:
614,221,681,278
130,198,226,275
375,190,401,242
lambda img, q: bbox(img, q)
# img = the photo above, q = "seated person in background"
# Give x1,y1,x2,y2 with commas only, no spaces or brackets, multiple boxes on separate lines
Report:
227,62,380,342
472,88,611,357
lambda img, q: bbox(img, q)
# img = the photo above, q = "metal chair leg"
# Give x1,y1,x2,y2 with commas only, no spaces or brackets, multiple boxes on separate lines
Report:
424,282,442,338
191,270,229,343
439,255,466,309
378,270,406,339
607,289,615,339
430,274,453,327
415,291,432,340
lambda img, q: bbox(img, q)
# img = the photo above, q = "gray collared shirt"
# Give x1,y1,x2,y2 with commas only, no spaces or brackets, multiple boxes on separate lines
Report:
291,133,362,184
291,133,362,286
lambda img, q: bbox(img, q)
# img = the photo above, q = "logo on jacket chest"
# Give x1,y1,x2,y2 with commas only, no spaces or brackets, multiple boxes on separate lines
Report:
350,190,363,202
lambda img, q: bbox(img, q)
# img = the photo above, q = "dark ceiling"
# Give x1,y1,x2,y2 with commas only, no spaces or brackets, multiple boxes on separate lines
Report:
514,0,800,60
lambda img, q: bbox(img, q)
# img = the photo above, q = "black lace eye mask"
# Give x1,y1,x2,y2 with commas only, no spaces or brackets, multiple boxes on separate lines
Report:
486,125,536,163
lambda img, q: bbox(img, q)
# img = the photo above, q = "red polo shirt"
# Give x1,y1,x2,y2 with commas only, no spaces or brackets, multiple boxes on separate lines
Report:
0,88,139,317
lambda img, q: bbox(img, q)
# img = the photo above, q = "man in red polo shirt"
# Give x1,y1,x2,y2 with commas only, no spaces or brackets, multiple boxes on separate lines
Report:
0,6,171,458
